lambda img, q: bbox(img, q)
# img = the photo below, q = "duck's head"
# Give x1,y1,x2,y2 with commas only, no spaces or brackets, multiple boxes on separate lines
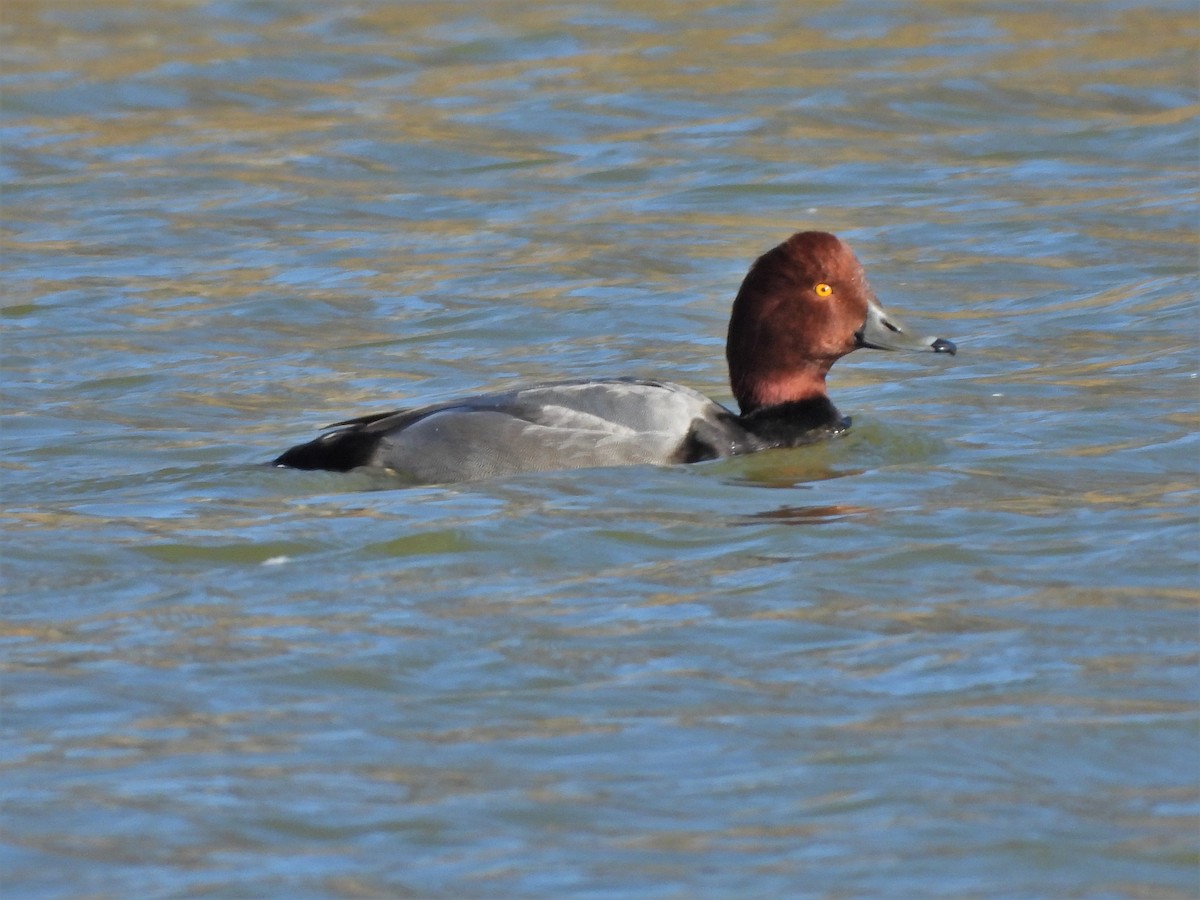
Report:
725,231,956,415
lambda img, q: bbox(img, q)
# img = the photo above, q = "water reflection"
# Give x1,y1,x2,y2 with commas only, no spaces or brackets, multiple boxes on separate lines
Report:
740,503,874,525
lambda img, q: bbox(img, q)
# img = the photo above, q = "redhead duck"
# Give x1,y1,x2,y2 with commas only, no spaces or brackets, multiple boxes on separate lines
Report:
274,231,955,483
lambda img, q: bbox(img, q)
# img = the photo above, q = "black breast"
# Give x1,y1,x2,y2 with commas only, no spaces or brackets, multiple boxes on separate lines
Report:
736,397,849,449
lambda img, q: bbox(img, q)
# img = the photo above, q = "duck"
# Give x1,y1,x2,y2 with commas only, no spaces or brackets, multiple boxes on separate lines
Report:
273,231,956,483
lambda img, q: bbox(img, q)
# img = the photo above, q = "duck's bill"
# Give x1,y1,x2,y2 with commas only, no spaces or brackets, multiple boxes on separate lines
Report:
855,300,956,355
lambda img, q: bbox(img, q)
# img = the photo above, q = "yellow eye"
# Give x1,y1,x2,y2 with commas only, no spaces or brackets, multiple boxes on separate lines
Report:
814,283,833,297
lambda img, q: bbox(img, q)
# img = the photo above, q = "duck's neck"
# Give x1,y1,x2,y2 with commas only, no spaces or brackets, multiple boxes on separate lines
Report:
732,363,831,416
731,365,848,447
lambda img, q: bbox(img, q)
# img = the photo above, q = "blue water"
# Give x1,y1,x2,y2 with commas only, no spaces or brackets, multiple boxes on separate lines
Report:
3,1,1197,896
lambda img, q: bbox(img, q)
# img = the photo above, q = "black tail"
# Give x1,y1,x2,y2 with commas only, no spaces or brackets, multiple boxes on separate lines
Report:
272,428,383,472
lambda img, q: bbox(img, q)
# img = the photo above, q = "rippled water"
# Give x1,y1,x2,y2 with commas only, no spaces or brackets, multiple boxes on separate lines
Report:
3,1,1197,896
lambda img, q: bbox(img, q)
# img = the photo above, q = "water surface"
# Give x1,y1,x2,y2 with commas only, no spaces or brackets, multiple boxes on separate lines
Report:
3,1,1197,896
